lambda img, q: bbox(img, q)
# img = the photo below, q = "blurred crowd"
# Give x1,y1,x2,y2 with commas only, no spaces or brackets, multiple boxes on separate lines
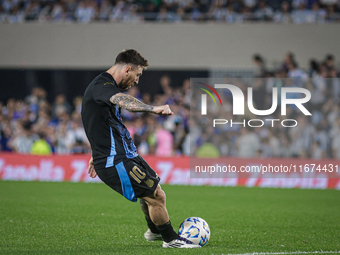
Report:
191,53,340,159
0,74,191,157
1,0,340,23
0,91,90,155
1,53,340,159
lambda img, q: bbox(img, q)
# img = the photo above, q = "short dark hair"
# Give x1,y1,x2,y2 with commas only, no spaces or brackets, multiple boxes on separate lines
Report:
115,49,148,68
253,54,263,63
326,54,334,61
291,60,298,68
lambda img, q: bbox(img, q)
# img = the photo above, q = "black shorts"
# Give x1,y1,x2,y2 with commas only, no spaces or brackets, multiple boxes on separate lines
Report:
95,155,160,202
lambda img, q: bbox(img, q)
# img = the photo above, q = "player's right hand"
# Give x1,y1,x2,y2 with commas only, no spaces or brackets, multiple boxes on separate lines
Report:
88,157,97,178
153,105,173,116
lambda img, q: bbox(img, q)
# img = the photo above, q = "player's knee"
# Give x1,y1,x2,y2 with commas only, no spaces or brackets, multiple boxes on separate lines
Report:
154,185,166,205
156,186,166,204
148,185,165,206
142,185,166,207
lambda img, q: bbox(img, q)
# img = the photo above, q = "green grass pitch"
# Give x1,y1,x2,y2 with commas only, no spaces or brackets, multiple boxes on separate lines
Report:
0,181,339,255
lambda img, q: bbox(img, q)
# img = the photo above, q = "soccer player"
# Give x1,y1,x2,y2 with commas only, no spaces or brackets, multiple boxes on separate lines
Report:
81,49,200,248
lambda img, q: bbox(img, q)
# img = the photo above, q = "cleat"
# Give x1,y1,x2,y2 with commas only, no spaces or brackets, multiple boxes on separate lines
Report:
144,229,163,241
162,236,201,248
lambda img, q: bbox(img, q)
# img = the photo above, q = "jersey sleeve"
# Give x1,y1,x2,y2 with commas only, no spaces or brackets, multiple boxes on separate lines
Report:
93,80,120,106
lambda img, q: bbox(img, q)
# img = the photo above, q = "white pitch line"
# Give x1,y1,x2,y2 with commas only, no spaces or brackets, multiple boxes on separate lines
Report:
222,251,340,255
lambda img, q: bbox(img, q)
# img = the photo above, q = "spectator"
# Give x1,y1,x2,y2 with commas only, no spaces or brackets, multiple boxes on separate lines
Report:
226,4,242,23
132,117,149,155
236,126,260,158
73,96,83,114
274,1,291,23
122,4,143,23
252,54,267,77
254,0,274,21
292,3,315,23
268,129,281,157
287,60,308,84
242,0,257,10
65,0,78,14
173,7,185,22
323,54,336,74
110,0,126,21
196,142,220,158
7,4,25,23
156,5,174,22
75,0,96,23
210,0,227,22
0,123,12,152
30,131,52,155
311,2,327,23
325,4,339,22
52,123,71,154
332,133,340,159
2,0,20,14
4,98,16,119
8,122,35,154
281,52,295,74
65,121,90,154
310,67,327,109
155,123,173,157
50,1,65,22
330,69,340,102
52,94,72,119
25,0,40,21
98,0,112,21
308,59,320,77
25,87,47,119
251,78,267,110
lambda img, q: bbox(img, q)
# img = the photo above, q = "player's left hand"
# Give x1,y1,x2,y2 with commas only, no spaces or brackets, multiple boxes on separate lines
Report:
88,157,97,178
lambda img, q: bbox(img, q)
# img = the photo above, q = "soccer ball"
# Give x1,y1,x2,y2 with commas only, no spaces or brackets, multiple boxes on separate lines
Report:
178,217,210,246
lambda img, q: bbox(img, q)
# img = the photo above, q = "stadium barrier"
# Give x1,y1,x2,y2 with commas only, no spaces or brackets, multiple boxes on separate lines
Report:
0,153,339,190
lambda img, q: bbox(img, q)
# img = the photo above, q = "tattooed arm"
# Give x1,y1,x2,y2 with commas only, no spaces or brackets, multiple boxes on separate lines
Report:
110,93,154,112
110,93,173,115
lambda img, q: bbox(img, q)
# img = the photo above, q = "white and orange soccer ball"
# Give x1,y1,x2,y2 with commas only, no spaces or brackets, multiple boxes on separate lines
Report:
178,217,211,246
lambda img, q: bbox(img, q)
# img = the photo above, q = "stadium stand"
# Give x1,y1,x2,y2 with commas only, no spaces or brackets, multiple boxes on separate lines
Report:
0,0,340,24
0,52,339,159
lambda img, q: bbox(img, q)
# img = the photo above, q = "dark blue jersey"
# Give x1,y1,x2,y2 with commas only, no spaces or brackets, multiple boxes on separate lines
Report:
81,72,138,170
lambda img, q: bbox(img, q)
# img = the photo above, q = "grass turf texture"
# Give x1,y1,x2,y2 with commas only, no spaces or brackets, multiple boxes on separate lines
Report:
0,181,339,255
